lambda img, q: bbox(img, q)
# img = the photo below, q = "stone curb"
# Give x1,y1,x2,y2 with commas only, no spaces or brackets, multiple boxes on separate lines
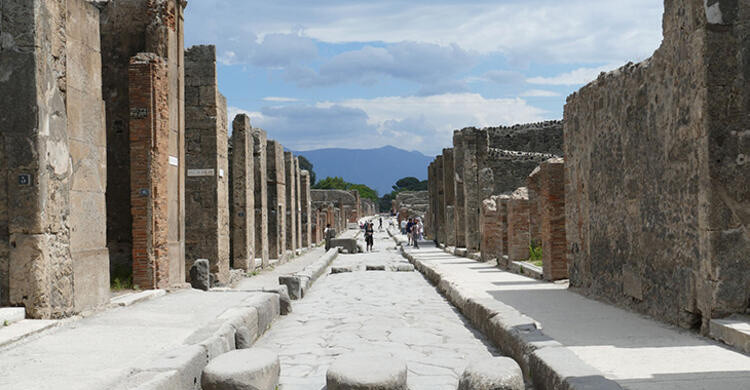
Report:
279,248,339,299
386,228,621,390
115,292,281,390
109,289,167,308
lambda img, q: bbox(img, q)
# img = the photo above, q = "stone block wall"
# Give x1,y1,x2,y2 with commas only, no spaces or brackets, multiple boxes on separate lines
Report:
184,45,229,284
252,129,269,267
0,0,110,317
453,132,467,247
537,158,566,281
462,128,488,252
487,121,564,156
266,140,286,260
442,148,457,247
129,53,171,290
230,115,255,271
565,0,750,330
526,167,542,247
506,188,530,262
496,195,511,262
480,197,502,262
300,170,312,248
284,151,297,256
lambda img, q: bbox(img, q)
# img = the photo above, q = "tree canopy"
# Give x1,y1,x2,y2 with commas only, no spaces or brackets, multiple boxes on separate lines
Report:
313,176,379,203
298,156,316,186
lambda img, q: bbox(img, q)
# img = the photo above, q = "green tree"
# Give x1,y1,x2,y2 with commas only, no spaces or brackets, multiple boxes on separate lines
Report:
298,156,316,186
313,176,379,203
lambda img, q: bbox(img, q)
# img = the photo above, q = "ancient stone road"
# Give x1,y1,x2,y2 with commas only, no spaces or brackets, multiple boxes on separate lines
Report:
254,229,500,390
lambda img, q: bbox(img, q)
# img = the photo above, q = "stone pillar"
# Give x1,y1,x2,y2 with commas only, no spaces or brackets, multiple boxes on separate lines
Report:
453,131,466,248
230,115,255,271
481,197,503,262
442,148,456,247
267,141,286,260
0,0,110,317
284,152,297,257
185,45,229,284
538,158,567,280
527,167,542,247
129,54,171,290
506,188,530,262
463,128,486,253
295,158,303,250
252,129,269,267
300,170,312,248
427,161,435,239
436,155,446,244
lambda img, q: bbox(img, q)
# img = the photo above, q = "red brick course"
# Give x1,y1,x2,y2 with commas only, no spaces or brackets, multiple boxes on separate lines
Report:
538,158,567,280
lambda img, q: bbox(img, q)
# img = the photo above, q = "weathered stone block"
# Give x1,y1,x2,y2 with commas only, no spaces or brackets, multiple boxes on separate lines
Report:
506,188,530,262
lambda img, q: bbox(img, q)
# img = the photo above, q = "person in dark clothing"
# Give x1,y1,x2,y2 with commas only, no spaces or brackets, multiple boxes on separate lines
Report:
406,218,414,246
365,222,375,252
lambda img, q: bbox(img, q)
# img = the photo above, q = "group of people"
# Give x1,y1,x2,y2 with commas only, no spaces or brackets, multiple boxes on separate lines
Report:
399,217,423,249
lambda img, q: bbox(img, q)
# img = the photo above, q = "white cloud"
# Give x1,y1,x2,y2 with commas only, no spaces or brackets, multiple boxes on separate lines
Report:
262,97,300,102
521,89,559,97
526,64,619,86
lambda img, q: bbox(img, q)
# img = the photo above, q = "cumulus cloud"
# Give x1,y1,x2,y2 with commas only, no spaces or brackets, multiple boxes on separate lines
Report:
526,64,619,85
521,89,559,97
285,42,476,88
262,97,300,102
215,31,318,67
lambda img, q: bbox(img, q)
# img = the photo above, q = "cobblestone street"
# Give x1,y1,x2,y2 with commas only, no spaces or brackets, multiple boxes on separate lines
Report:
255,229,500,390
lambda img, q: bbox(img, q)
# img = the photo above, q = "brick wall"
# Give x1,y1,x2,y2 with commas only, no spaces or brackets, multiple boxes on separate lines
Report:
538,158,567,281
506,188,530,262
480,197,502,262
129,53,171,289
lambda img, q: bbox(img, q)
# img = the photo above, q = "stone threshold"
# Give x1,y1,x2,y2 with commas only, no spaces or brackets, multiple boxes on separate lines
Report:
710,314,750,355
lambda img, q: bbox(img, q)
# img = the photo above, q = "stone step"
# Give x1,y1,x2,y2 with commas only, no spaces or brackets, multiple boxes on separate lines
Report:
710,314,750,354
0,307,25,326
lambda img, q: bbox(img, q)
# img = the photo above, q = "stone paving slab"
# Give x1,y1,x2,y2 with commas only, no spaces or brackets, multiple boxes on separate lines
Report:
254,230,502,390
397,233,750,390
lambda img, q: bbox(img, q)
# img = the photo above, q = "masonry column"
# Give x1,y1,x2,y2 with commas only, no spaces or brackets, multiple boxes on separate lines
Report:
184,45,229,284
284,151,297,257
496,195,511,267
527,167,542,247
453,132,467,248
252,129,269,267
427,161,435,239
436,155,446,244
129,54,171,290
267,141,286,260
300,170,312,248
295,157,303,250
230,115,255,271
481,197,502,262
506,187,530,262
463,128,485,253
443,148,456,247
539,158,567,280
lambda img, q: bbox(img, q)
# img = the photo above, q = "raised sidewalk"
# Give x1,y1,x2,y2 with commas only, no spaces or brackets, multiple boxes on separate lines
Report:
392,231,750,390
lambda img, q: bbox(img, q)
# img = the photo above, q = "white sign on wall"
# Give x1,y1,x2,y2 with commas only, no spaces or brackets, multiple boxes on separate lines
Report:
188,169,215,177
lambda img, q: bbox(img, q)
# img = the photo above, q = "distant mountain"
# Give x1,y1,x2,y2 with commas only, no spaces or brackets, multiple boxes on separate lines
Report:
294,146,434,196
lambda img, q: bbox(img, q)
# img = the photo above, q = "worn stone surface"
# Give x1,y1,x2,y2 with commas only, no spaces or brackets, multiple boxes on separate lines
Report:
202,348,280,390
252,129,270,267
327,352,408,390
266,140,286,260
101,0,187,288
230,115,255,271
255,230,498,390
564,0,750,330
457,357,524,390
185,45,230,284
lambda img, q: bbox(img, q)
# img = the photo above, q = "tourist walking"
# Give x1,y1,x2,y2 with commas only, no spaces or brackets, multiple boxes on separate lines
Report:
378,217,383,231
413,218,422,249
365,222,375,252
400,218,408,235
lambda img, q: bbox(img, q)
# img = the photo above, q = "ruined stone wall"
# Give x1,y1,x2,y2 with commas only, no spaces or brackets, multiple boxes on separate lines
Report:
100,0,186,285
506,188,530,262
526,167,542,247
436,156,446,244
462,128,488,252
486,121,563,156
266,140,286,260
184,45,229,283
537,158,566,281
284,151,297,255
0,0,110,317
453,132,466,247
565,0,750,330
230,115,255,271
442,148,456,247
295,158,302,249
300,170,312,248
252,129,269,267
480,197,502,262
311,189,357,208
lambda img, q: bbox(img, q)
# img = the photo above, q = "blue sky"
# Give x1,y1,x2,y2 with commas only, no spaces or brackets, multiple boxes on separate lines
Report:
184,0,664,157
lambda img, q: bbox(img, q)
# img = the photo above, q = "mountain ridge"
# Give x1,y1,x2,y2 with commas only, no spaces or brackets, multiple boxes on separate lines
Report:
292,145,434,196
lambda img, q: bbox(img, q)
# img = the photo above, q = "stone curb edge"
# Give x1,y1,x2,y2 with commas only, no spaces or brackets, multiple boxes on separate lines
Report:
114,292,281,390
279,248,339,299
386,228,622,390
